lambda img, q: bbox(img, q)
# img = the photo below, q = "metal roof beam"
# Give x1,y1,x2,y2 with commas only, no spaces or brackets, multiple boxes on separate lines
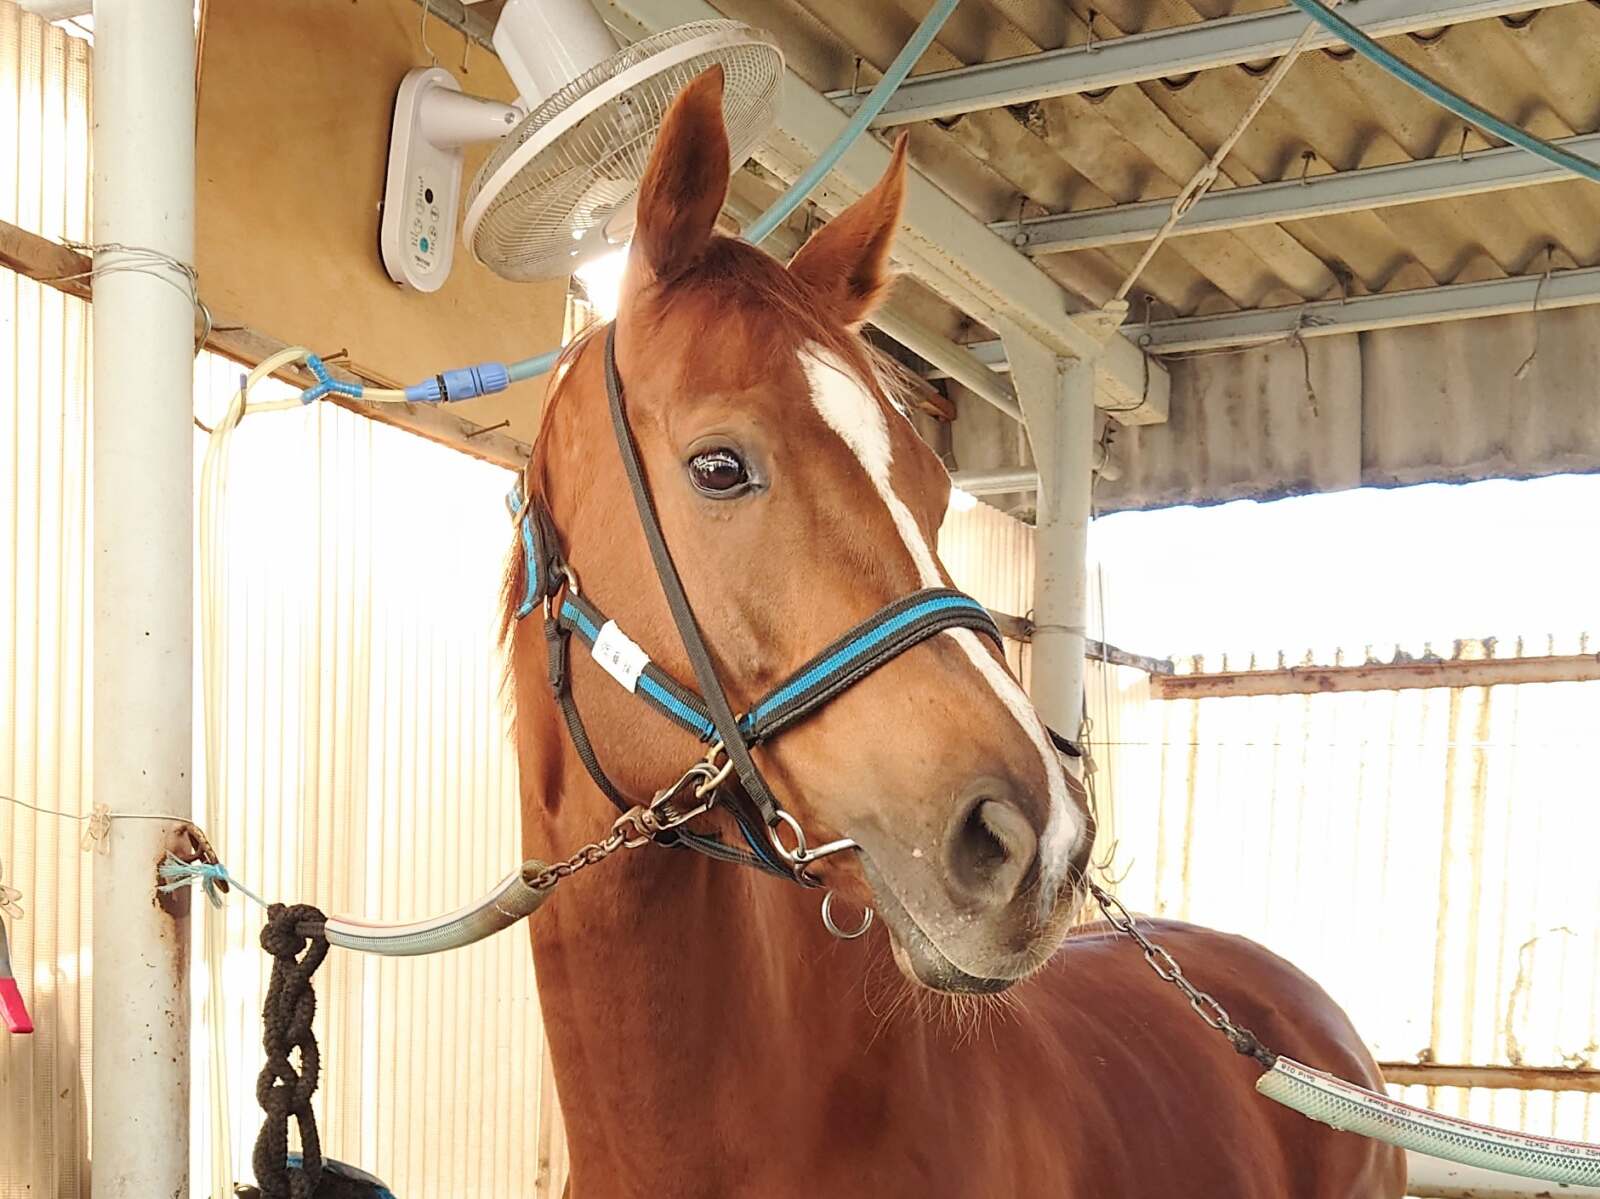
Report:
1141,265,1600,352
997,132,1600,254
596,0,1170,425
721,193,1027,423
938,267,1600,409
829,0,1582,128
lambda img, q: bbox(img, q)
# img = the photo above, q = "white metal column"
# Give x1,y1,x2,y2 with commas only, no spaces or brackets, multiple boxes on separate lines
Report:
999,323,1094,737
90,1,197,1195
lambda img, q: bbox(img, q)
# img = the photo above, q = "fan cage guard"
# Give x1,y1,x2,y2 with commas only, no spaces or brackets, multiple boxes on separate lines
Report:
466,21,783,281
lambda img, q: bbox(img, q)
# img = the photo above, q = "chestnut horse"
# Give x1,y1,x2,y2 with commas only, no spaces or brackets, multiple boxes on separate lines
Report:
504,68,1406,1198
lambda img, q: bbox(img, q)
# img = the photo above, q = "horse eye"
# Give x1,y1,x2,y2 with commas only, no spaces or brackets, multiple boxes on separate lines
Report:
687,447,750,497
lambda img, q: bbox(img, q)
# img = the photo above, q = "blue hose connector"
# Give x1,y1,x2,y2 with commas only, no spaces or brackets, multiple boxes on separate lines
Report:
300,354,367,404
404,362,511,404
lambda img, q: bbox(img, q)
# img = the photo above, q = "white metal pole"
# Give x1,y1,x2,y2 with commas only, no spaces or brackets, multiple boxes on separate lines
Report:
1000,321,1094,736
1028,361,1093,735
90,2,196,1196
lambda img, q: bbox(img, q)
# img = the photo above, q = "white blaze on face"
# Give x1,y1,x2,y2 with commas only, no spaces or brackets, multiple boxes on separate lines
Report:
799,348,1081,897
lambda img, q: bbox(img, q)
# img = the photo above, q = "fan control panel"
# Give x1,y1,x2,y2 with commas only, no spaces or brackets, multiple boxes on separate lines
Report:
381,68,465,293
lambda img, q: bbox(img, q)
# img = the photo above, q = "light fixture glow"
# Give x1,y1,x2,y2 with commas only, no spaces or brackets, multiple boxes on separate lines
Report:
573,246,630,321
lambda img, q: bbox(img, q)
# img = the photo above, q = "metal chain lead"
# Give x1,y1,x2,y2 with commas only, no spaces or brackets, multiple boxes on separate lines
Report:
517,771,1276,1070
521,756,728,893
1089,882,1277,1068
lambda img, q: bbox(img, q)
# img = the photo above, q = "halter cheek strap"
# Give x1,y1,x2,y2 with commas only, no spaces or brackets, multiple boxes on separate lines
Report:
509,325,1007,885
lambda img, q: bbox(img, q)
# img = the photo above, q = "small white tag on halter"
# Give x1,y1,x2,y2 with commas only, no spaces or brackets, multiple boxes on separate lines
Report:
591,621,650,693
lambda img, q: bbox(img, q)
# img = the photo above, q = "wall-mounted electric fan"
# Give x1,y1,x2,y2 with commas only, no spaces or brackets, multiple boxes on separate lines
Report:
381,0,783,291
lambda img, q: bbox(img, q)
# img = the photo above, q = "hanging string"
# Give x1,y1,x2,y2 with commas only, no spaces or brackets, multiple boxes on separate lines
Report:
0,792,200,856
1291,321,1320,417
419,0,440,68
1513,243,1556,382
1113,2,1341,302
2,792,279,915
158,854,274,911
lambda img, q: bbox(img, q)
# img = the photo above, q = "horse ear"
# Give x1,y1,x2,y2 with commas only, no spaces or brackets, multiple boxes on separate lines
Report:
631,66,730,283
786,133,909,328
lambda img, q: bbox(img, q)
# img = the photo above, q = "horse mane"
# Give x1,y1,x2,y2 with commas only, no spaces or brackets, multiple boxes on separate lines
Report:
498,233,912,660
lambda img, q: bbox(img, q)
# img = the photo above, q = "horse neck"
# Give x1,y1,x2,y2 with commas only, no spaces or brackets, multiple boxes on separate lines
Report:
518,706,895,1183
514,348,915,1186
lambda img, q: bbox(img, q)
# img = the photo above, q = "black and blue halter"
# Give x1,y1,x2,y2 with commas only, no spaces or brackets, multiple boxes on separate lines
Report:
508,325,1005,883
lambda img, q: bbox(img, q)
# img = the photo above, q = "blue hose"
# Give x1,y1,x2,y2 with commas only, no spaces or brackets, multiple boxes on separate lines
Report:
506,349,559,385
1285,0,1600,185
741,0,959,245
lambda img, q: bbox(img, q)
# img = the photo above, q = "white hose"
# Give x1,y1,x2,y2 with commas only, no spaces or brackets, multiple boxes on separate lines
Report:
320,864,552,956
1258,1057,1600,1186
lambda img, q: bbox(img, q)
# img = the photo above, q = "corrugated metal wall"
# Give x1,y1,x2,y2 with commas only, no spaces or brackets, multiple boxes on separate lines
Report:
937,497,1034,678
1095,309,1600,513
190,359,562,1197
1087,653,1600,1145
0,6,93,1195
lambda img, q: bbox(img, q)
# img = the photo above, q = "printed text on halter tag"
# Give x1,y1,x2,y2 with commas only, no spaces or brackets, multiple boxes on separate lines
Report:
591,621,651,693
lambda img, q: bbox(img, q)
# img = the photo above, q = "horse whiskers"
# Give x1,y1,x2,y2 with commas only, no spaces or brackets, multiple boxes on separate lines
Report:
862,955,1026,1051
913,987,1021,1050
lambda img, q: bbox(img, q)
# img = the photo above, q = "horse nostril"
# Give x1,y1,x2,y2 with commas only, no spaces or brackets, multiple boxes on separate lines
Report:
943,780,1039,909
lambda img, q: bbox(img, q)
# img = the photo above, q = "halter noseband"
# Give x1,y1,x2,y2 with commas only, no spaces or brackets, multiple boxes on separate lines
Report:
509,325,1005,885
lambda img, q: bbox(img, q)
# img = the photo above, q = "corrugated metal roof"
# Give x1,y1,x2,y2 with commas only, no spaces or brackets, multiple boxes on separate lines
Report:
682,0,1600,509
727,0,1600,322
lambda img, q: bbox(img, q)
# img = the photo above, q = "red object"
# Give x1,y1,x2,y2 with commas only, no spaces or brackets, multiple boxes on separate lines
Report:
0,920,30,1034
0,976,31,1035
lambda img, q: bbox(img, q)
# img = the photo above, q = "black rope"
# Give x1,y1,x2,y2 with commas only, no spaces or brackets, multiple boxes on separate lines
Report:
253,903,329,1199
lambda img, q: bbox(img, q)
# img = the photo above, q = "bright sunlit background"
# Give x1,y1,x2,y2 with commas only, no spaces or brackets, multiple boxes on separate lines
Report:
1088,472,1600,660
574,245,629,320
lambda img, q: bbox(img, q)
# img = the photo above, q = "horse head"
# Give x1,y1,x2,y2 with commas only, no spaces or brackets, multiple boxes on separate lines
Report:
511,66,1092,994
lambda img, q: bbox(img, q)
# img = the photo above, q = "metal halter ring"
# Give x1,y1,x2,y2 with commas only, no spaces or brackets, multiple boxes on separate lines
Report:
769,809,861,883
821,892,874,940
542,561,582,620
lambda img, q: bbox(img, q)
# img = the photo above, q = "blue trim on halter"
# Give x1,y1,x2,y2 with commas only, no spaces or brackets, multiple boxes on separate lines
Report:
559,599,719,739
507,481,541,619
562,600,599,643
639,677,718,740
555,593,998,746
745,594,990,727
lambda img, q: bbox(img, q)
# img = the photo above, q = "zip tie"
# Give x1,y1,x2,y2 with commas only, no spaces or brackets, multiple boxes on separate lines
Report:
81,804,113,854
157,854,272,910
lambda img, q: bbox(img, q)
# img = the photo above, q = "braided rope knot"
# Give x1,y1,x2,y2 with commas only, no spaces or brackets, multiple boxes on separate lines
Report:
253,903,329,1199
